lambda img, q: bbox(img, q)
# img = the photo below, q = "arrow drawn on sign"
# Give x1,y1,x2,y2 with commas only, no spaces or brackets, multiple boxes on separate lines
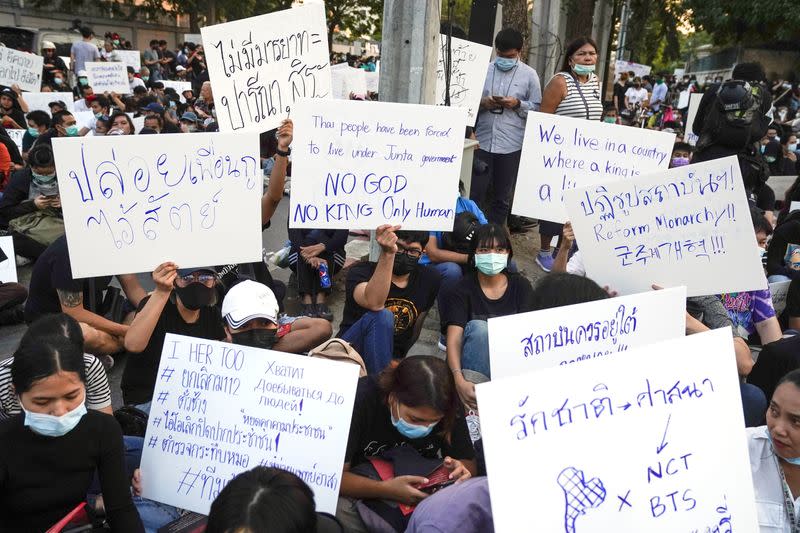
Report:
656,414,671,455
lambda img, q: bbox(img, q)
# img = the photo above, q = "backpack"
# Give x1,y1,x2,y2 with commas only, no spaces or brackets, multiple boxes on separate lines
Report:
308,338,368,377
699,80,770,151
441,203,480,254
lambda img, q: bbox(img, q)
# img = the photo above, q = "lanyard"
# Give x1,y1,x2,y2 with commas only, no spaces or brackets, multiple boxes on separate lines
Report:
490,64,519,99
774,448,800,532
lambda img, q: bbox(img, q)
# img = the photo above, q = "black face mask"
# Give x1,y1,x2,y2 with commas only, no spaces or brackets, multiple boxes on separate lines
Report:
231,328,277,350
392,253,418,276
174,283,216,310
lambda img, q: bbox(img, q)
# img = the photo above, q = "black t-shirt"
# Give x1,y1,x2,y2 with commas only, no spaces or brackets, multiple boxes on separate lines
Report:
784,279,800,322
121,296,224,404
24,235,112,323
443,272,534,328
0,411,143,532
344,377,474,468
338,262,441,357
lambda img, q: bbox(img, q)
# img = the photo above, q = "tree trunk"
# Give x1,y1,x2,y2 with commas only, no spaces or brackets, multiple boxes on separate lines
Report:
564,0,597,43
501,0,529,56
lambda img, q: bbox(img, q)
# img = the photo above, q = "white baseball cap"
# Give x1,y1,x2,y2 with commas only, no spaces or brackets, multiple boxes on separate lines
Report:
41,41,56,50
221,280,279,329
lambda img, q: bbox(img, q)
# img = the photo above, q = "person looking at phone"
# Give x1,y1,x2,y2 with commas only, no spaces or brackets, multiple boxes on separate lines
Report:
337,356,475,532
471,28,541,233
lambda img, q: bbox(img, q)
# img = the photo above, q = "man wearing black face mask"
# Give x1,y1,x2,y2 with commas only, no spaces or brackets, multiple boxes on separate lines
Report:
221,280,331,353
337,225,441,374
122,262,225,412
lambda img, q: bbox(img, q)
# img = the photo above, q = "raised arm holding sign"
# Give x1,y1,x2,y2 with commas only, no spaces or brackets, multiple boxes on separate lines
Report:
0,48,43,92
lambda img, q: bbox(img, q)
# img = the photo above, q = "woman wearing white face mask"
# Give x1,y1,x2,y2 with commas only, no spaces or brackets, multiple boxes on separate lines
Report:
443,223,534,411
0,334,143,532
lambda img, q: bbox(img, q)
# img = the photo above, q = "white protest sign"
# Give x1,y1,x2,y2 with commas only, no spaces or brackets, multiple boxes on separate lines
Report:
289,98,467,230
685,93,702,146
201,3,332,133
330,65,367,99
86,62,129,94
770,280,792,316
60,56,71,71
140,333,359,514
435,35,492,126
52,133,262,278
614,60,651,81
0,48,43,92
564,156,767,296
21,92,75,116
512,112,675,223
6,128,23,154
790,201,800,213
477,328,757,533
115,50,141,71
162,80,192,94
0,236,17,283
488,287,686,379
132,115,145,133
676,90,690,109
365,71,379,93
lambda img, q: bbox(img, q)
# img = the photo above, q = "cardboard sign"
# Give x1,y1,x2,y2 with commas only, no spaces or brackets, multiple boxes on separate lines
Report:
201,3,332,133
52,133,262,278
564,157,767,297
21,92,76,116
0,48,43,92
140,333,359,515
85,62,129,94
289,98,467,230
115,50,142,71
476,328,758,532
685,93,702,146
435,35,492,126
488,287,687,379
770,280,792,316
512,112,675,223
0,236,17,283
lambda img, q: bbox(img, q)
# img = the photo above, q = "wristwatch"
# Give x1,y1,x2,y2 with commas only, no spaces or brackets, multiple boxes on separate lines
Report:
276,147,291,157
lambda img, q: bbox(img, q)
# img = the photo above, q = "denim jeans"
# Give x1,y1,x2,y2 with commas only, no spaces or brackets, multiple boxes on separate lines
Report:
768,274,792,283
461,320,490,381
740,382,767,427
133,496,182,533
432,262,464,334
340,309,395,374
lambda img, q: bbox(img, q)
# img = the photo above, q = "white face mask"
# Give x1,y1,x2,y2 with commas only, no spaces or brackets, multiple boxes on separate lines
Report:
20,394,87,437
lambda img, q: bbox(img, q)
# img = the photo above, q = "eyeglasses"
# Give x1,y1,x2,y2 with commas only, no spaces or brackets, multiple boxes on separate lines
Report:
397,246,423,259
175,273,217,287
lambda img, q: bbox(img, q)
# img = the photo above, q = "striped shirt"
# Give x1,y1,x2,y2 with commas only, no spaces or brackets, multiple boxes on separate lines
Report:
0,354,112,419
553,72,603,121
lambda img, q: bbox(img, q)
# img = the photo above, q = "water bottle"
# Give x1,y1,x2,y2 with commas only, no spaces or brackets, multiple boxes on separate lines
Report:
318,262,331,289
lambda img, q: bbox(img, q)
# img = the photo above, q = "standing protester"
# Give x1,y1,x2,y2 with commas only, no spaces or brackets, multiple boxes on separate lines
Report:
70,27,99,75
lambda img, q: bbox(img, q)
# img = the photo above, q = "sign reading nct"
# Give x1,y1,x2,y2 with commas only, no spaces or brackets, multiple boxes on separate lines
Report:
564,156,766,297
52,133,262,278
488,287,686,379
289,98,467,230
201,3,332,133
477,328,758,533
435,35,492,126
512,112,675,223
140,334,359,515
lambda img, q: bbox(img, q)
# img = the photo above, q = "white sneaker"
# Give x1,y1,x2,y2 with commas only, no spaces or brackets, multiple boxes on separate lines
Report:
15,255,31,267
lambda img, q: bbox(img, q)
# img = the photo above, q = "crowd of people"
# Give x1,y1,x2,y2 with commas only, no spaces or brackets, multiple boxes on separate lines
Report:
0,21,799,533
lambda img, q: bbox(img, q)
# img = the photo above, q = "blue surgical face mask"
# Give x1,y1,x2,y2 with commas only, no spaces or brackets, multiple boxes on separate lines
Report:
53,77,63,86
495,56,517,72
78,77,88,86
21,396,87,437
65,125,79,137
573,63,596,75
789,143,798,152
27,127,40,138
475,252,508,275
391,401,437,439
31,171,56,185
142,76,149,82
94,112,104,119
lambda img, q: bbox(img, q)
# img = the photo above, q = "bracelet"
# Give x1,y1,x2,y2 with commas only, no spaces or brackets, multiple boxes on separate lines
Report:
275,147,291,157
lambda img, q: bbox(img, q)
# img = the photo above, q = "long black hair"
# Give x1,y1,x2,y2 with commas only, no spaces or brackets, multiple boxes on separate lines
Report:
530,273,608,311
469,223,514,270
11,335,86,394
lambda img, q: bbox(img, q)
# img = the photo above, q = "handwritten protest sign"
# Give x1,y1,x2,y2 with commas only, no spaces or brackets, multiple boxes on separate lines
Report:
140,333,359,514
488,287,686,378
201,3,332,133
162,80,192,94
331,65,367,99
435,35,492,126
685,93,702,146
6,128,23,154
564,156,766,296
770,280,792,316
86,62,129,94
512,112,675,223
0,236,17,283
614,59,651,81
21,92,75,116
52,133,262,278
0,48,43,92
477,328,757,533
115,50,141,71
289,98,467,230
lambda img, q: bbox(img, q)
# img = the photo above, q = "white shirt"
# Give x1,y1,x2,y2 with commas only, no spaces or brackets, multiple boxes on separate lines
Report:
748,426,799,532
566,249,586,276
129,77,146,92
625,86,648,106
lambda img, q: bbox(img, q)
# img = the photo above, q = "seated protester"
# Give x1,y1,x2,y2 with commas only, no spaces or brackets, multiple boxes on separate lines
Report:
0,314,112,419
747,369,800,531
288,227,348,321
337,225,441,374
0,123,23,177
0,88,26,130
553,221,584,275
783,278,800,331
108,111,135,135
601,103,618,125
82,94,111,135
0,143,64,260
749,335,800,403
94,115,111,136
669,141,692,168
143,113,163,134
0,274,26,326
34,109,80,148
23,109,50,155
779,133,800,175
221,280,331,354
337,356,475,532
405,477,493,533
764,138,791,177
122,263,225,412
0,335,144,532
444,223,534,409
767,211,800,283
197,466,342,533
24,235,146,356
127,66,146,93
